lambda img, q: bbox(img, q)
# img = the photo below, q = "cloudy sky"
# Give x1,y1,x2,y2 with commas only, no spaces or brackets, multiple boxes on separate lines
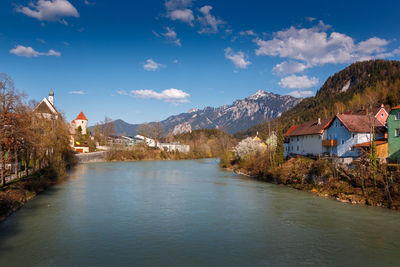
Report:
1,0,400,124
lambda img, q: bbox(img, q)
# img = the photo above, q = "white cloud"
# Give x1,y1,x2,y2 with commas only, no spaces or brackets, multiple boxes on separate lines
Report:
305,17,316,22
10,45,39,57
239,30,256,37
165,0,192,10
273,61,308,75
115,90,129,96
84,0,95,5
197,5,225,34
143,59,165,71
393,47,400,55
69,90,87,95
288,90,314,98
156,27,181,46
130,88,190,103
224,47,251,69
16,0,79,23
165,0,194,25
254,22,392,69
9,45,61,57
279,75,318,89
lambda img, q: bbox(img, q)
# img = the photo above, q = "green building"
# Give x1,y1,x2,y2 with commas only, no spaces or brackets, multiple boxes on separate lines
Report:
388,106,400,162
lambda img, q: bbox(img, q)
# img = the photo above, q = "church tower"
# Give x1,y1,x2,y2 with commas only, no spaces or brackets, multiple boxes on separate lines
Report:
48,89,54,105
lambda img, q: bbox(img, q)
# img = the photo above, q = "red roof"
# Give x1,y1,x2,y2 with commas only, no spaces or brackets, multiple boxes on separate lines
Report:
75,112,87,121
334,114,384,132
71,120,76,123
285,118,332,136
285,124,299,136
391,105,400,110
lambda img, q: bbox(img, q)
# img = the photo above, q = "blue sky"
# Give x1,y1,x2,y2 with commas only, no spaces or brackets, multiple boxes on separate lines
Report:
1,0,400,125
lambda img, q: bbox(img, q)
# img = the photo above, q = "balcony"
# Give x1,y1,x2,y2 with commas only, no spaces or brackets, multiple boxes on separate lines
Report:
322,139,337,147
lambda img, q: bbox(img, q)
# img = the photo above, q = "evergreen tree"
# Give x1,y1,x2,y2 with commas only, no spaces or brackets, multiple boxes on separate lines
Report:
275,123,284,166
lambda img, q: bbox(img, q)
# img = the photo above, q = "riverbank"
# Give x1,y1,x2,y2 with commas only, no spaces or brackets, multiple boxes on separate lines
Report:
105,146,213,161
222,156,400,210
0,167,70,223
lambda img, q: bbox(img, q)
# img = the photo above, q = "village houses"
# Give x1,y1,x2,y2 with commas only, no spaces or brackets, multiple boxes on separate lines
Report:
284,105,391,161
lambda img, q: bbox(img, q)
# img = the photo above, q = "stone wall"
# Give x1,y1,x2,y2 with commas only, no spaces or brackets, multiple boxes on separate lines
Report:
75,151,108,163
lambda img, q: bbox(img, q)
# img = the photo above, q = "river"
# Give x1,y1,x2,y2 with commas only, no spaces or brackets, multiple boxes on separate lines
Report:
0,159,399,266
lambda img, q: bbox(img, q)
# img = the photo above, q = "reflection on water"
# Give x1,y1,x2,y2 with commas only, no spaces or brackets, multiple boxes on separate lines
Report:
0,159,399,266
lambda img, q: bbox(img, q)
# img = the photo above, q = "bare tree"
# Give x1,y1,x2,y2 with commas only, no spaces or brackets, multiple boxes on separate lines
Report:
0,74,24,184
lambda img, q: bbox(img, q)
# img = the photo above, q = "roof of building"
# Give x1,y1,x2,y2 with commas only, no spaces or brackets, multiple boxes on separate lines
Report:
285,118,332,136
285,124,299,136
391,105,400,110
71,120,76,124
76,111,88,121
334,114,385,133
49,88,54,96
33,97,58,115
354,139,388,147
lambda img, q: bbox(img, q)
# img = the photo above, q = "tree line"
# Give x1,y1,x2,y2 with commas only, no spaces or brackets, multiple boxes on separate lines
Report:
0,74,74,185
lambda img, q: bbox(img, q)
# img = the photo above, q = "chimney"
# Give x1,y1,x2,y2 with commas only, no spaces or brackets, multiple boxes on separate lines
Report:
318,118,321,125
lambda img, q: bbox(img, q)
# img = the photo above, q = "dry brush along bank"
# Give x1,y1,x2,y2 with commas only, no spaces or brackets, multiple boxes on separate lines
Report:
221,154,400,210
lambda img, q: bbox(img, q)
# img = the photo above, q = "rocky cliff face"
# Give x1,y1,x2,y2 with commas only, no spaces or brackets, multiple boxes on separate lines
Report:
163,90,301,134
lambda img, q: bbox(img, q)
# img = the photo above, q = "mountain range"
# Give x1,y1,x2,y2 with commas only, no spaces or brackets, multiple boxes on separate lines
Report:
94,90,301,136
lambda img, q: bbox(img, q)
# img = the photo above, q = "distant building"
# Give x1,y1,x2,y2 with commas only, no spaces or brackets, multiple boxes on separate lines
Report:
70,112,88,135
134,135,190,153
32,89,58,119
70,112,89,153
388,106,400,162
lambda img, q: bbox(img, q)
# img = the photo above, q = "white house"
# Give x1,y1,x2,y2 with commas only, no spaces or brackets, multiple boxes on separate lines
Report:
134,135,190,153
284,118,332,157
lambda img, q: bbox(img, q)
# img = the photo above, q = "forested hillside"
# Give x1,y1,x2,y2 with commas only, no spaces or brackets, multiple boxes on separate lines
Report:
235,60,400,139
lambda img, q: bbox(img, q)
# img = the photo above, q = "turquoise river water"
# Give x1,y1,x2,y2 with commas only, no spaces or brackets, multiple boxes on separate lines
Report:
0,159,399,266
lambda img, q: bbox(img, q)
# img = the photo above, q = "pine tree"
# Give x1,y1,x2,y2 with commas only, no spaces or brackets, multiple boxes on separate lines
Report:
275,123,284,166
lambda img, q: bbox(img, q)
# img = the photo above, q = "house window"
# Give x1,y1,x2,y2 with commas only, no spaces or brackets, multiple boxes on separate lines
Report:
381,113,384,117
352,133,355,138
335,121,338,127
297,146,299,151
396,129,400,137
297,137,299,141
396,112,400,120
341,139,345,145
